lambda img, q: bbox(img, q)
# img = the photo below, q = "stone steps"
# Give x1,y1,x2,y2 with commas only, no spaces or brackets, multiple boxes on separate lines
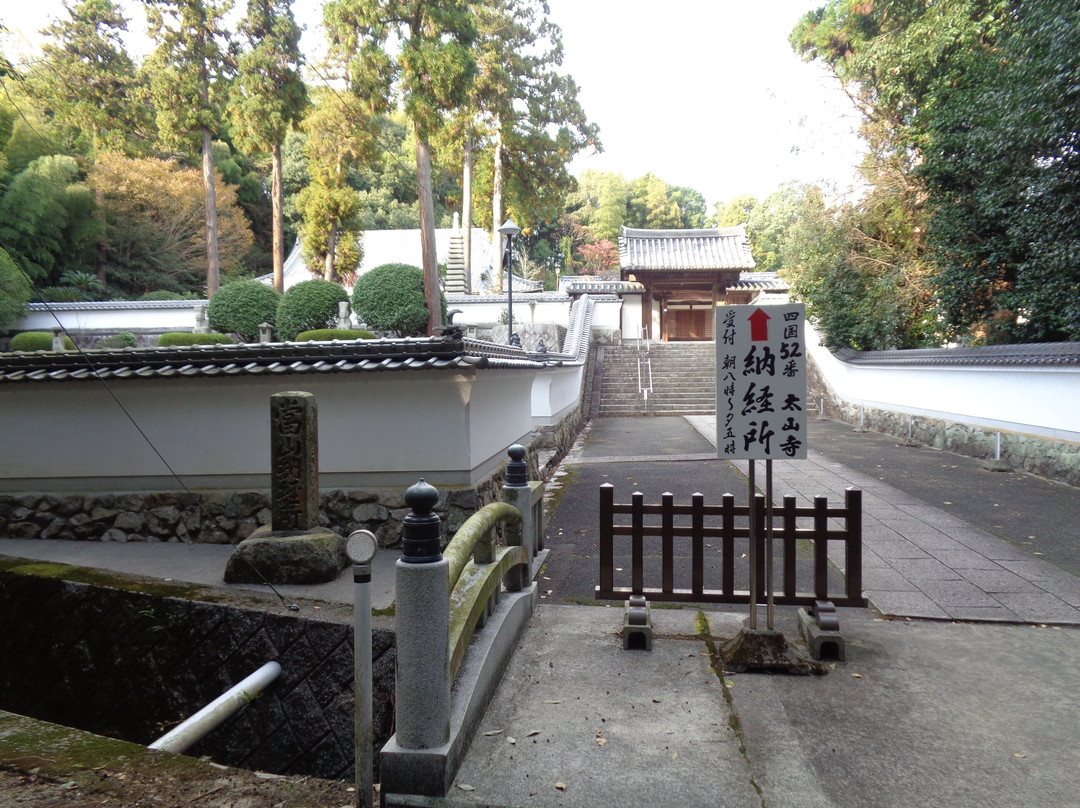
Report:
598,341,718,416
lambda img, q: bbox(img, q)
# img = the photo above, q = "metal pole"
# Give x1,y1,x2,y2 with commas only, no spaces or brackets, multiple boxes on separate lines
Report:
507,232,515,346
149,662,281,754
766,458,774,630
748,459,757,630
347,528,377,808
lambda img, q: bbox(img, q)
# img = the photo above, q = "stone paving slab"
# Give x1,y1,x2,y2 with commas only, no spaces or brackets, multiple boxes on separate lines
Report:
449,605,762,808
686,416,1080,625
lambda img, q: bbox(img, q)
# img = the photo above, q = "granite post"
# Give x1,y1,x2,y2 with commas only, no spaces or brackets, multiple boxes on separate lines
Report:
224,391,348,585
270,392,320,531
393,480,451,750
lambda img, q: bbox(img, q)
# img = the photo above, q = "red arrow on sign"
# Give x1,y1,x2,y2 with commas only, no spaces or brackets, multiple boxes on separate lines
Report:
748,308,770,341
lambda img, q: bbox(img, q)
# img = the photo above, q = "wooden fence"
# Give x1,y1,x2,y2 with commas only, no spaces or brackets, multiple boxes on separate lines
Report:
596,484,866,607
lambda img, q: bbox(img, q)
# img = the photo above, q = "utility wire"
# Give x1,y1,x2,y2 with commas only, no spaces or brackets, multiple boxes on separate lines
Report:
0,239,300,612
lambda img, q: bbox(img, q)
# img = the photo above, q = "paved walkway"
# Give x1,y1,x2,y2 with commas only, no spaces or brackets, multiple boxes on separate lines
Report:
685,415,1080,624
444,415,1080,808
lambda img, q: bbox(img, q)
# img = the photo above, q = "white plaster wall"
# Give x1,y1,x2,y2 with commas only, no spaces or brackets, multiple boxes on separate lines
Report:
449,298,571,327
590,298,623,332
16,303,204,334
530,364,585,424
621,297,643,340
808,325,1080,442
0,368,541,491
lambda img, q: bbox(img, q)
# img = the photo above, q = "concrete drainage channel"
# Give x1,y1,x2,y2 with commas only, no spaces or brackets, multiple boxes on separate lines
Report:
0,559,395,781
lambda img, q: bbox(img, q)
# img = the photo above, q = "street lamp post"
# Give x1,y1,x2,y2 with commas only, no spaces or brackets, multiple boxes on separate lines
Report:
498,219,521,347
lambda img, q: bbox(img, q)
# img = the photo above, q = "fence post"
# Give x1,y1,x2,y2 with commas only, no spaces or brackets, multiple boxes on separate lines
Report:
394,479,450,750
845,487,864,604
599,484,614,595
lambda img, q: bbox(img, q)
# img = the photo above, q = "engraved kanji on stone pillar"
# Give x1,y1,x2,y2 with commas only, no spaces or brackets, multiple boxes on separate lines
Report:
270,391,319,531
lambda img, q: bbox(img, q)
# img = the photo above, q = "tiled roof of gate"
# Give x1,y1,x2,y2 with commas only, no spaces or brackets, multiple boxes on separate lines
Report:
834,342,1080,367
726,272,789,292
618,226,755,272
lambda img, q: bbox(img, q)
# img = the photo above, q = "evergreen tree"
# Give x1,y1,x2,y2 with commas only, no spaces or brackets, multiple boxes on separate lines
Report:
923,0,1080,342
323,0,476,334
30,0,144,154
294,90,371,283
142,0,235,295
230,0,307,293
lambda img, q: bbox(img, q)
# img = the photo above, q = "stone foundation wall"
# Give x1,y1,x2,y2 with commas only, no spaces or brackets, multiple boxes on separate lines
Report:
0,424,550,548
808,354,1080,487
0,562,394,781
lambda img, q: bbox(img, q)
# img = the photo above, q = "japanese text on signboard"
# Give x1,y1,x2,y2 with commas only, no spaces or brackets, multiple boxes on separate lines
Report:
715,303,807,460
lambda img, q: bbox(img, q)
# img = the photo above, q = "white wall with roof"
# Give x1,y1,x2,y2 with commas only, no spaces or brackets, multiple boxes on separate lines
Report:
0,367,538,491
809,323,1080,442
270,228,499,292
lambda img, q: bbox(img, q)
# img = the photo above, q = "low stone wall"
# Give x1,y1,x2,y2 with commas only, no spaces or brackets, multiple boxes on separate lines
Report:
0,485,483,548
808,355,1080,487
0,448,546,548
0,559,394,781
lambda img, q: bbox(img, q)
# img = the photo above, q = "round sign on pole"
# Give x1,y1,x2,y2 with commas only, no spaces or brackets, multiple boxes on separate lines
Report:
346,529,378,566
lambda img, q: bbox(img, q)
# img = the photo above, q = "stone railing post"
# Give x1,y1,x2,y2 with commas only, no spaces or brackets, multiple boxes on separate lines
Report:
193,302,211,333
394,479,451,750
500,444,544,589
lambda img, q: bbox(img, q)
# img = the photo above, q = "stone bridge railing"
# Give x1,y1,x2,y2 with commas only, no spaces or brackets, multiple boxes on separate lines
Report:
379,444,544,799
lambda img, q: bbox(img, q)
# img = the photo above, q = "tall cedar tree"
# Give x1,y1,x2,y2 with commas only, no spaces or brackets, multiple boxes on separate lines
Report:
295,90,372,282
324,0,476,335
30,0,143,155
142,0,234,296
461,0,598,291
230,0,307,293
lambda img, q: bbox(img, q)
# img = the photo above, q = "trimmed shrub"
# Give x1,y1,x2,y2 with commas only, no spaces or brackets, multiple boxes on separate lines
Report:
295,328,376,342
352,263,446,337
276,279,349,341
94,332,137,349
207,279,280,342
157,332,233,347
11,331,76,351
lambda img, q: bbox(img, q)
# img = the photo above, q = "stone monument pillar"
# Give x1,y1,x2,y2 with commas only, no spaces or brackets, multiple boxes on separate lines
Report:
270,392,320,531
224,391,348,585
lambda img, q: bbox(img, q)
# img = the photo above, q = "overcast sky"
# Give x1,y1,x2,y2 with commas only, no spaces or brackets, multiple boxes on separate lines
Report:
2,0,863,210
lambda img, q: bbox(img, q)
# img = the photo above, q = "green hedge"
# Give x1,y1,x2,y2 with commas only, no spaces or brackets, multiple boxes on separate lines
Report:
156,332,233,347
352,263,445,337
207,280,280,342
276,280,350,341
94,332,137,349
139,290,197,301
294,328,376,341
11,332,76,351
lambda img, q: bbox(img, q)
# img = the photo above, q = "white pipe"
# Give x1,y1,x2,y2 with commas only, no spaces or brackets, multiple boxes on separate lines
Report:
149,661,282,754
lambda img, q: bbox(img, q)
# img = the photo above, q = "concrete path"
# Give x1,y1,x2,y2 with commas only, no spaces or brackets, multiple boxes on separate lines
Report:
686,415,1080,624
0,536,398,611
445,415,1080,808
448,604,1080,808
